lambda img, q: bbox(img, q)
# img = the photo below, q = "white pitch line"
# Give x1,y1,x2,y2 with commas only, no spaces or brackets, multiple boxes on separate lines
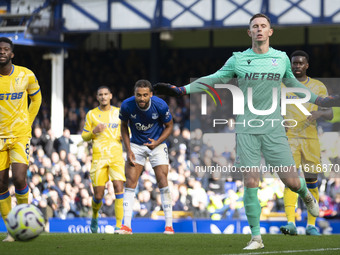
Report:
223,247,340,255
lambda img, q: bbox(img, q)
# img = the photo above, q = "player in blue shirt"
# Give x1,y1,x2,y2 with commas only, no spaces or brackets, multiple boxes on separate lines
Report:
119,79,174,234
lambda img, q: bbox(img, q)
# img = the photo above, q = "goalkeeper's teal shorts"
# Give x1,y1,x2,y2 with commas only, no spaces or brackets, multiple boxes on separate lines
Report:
235,133,295,169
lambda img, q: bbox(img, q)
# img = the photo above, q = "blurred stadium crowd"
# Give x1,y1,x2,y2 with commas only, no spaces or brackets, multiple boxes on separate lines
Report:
7,44,340,224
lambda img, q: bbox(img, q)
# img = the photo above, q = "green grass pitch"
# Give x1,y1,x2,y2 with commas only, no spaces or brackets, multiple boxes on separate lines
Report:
0,233,339,255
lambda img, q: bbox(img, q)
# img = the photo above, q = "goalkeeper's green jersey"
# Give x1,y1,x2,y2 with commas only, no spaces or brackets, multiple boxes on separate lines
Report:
185,47,318,134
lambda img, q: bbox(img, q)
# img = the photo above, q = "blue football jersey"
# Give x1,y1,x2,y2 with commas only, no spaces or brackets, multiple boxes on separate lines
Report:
119,96,172,145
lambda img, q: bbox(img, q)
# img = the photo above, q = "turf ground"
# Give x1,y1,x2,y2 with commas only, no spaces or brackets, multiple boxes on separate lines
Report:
0,233,339,255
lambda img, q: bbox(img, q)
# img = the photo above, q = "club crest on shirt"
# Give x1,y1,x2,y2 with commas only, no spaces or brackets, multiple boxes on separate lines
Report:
235,155,240,164
165,110,170,119
152,113,159,119
272,58,278,66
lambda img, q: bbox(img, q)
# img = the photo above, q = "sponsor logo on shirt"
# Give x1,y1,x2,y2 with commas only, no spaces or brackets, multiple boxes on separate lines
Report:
107,123,119,128
0,92,24,100
135,123,154,131
286,95,298,99
130,114,137,119
245,73,281,81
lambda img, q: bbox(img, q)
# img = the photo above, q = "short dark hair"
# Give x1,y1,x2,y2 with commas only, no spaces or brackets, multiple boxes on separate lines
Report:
0,37,14,50
134,79,152,92
249,13,271,27
290,50,309,62
97,86,111,94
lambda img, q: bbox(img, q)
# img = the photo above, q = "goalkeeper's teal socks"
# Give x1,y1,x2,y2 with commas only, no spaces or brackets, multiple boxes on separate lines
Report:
244,187,261,236
296,177,308,199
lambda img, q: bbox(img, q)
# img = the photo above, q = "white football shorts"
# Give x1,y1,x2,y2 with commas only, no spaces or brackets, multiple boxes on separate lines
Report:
130,142,169,167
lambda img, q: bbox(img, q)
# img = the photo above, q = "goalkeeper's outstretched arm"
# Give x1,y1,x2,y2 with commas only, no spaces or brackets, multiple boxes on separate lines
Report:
284,78,340,107
153,56,235,96
153,72,231,96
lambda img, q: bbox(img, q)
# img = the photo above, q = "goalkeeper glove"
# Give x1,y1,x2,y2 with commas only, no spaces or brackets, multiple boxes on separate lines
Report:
153,83,186,97
315,95,340,107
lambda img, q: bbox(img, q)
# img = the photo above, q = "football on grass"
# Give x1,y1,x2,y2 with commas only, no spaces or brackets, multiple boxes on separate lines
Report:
5,204,45,241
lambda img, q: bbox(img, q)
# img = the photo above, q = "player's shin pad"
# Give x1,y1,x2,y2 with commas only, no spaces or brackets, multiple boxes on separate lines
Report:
153,83,186,96
315,95,340,107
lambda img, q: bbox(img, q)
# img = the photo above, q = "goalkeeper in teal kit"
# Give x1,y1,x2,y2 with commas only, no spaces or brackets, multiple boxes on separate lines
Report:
154,13,340,250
